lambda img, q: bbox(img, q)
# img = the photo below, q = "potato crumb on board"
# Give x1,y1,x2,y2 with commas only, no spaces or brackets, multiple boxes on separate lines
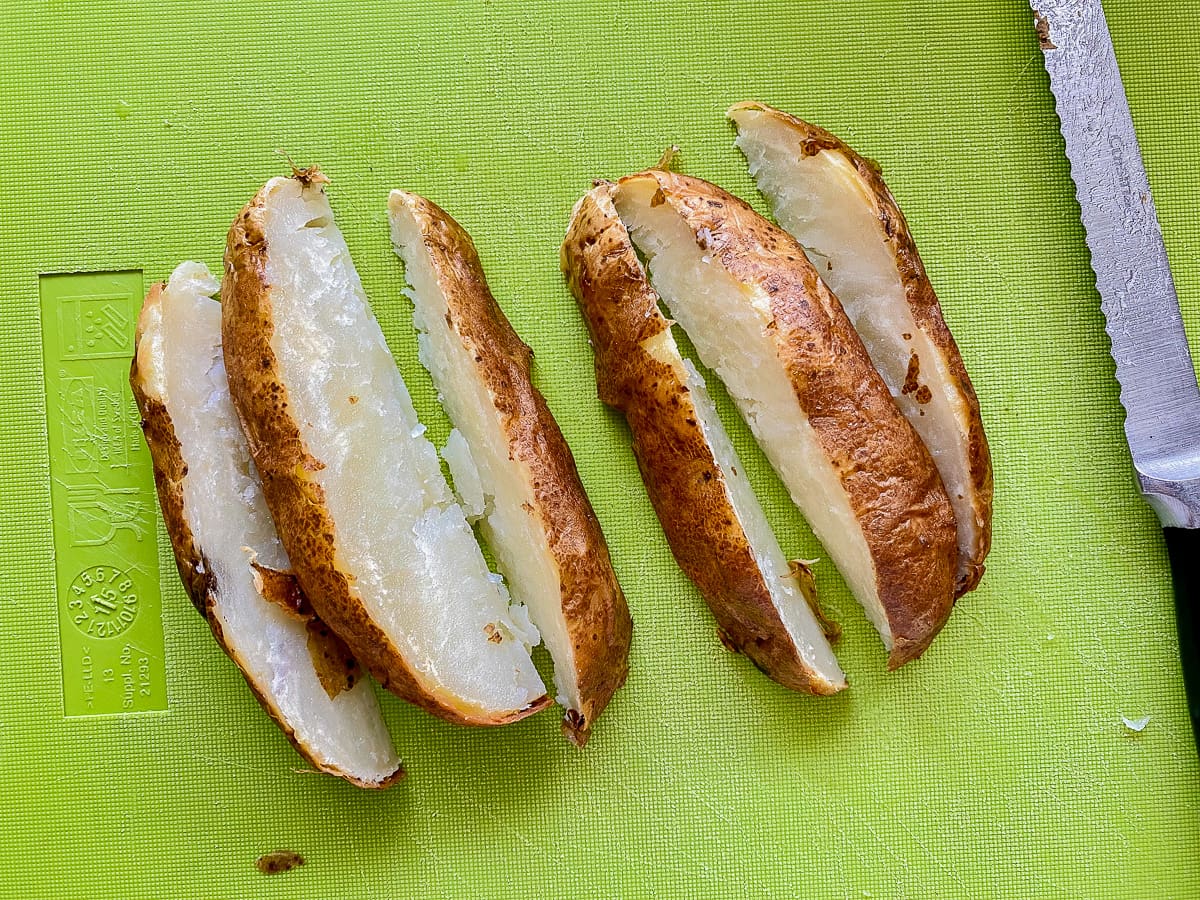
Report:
255,850,305,875
1121,715,1150,733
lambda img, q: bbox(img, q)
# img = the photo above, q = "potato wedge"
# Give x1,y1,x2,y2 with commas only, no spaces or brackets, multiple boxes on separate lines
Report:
222,169,549,725
388,190,632,745
729,102,993,595
562,183,846,694
614,171,958,667
131,262,402,788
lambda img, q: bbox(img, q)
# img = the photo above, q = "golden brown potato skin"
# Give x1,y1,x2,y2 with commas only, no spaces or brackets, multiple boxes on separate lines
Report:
221,170,548,727
130,283,403,788
395,191,632,745
619,170,958,668
561,184,841,694
730,102,993,596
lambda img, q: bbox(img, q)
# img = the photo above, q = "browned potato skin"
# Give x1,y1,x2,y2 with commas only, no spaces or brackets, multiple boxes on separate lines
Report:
397,191,632,744
561,184,840,694
621,170,958,668
221,170,549,727
731,102,993,595
130,282,404,788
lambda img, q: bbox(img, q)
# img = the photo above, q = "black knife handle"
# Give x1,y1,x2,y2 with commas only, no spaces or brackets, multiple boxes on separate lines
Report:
1164,527,1200,745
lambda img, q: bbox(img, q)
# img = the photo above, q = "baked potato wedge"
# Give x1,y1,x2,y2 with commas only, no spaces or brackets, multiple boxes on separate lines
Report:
131,262,402,788
729,102,993,595
222,169,549,726
614,171,958,667
562,183,846,694
388,189,632,745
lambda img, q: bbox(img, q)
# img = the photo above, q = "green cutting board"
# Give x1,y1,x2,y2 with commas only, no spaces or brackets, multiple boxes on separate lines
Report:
3,1,1198,897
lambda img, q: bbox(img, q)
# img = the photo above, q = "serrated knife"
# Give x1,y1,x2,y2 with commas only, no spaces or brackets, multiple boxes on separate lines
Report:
1031,0,1200,745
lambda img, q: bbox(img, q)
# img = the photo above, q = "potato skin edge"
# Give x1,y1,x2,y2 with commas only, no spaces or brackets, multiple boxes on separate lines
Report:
131,284,210,615
397,191,632,744
221,174,548,727
130,283,404,788
561,184,842,695
730,101,993,596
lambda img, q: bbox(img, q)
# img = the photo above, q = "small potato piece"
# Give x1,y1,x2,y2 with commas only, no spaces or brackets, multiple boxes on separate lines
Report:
131,262,402,788
729,102,993,595
388,190,632,745
614,171,957,668
222,170,548,726
562,184,845,694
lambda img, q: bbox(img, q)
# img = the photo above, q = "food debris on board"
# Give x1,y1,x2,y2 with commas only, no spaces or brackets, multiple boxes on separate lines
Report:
255,850,305,875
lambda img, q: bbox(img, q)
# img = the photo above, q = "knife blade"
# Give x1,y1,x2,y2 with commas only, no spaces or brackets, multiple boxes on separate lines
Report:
1032,0,1200,744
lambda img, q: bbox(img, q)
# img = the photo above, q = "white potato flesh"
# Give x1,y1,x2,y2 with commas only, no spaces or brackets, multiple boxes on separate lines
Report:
387,196,576,710
615,180,892,645
258,180,545,714
643,328,845,689
732,109,979,565
441,429,486,520
150,261,399,783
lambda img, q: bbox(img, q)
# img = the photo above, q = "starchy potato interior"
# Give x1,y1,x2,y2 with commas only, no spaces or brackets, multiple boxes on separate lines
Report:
731,107,981,571
388,194,578,711
148,262,399,783
643,327,846,690
258,180,546,714
615,178,892,645
441,428,486,520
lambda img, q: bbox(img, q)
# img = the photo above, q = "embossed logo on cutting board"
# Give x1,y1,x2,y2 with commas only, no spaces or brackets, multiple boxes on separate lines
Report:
57,293,132,359
40,271,167,717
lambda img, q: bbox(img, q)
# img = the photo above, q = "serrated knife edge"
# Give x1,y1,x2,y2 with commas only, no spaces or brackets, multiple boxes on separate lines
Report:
1032,0,1200,527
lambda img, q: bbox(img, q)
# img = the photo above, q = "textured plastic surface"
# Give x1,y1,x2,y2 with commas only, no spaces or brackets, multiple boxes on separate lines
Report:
1,1,1197,897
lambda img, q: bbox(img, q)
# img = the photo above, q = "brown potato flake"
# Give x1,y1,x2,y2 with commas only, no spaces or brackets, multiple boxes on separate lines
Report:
901,351,921,396
789,559,841,642
255,850,305,875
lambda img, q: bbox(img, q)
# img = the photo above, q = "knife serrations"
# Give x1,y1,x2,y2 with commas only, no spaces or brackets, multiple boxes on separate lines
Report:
1032,0,1200,527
